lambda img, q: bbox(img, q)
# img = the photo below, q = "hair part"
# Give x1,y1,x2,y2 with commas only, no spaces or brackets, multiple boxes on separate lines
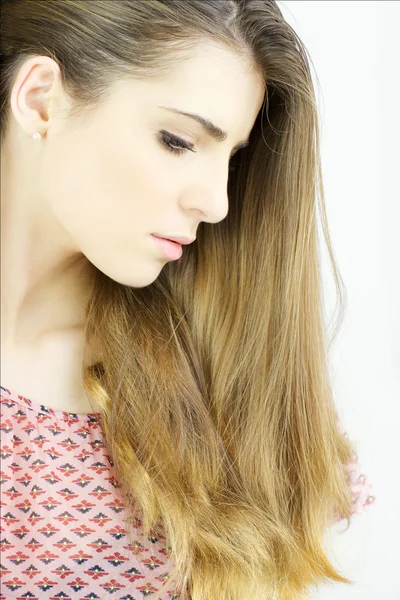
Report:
1,1,357,598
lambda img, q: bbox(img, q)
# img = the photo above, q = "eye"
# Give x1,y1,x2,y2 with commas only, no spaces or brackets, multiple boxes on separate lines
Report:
157,130,195,155
157,130,240,173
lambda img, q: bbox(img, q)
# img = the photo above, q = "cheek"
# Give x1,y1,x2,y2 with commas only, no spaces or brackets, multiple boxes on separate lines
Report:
41,131,173,249
99,131,179,222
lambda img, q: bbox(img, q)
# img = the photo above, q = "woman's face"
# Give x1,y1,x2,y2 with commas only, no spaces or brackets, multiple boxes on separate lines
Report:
36,42,265,287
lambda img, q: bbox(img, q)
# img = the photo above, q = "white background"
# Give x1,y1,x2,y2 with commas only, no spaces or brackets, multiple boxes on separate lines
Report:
277,2,399,598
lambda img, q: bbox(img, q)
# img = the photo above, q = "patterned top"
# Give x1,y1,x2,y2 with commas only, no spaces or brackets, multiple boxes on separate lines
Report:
0,386,184,600
0,385,376,599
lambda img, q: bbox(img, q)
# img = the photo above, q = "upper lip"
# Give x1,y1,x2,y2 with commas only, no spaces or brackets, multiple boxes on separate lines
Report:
153,234,196,245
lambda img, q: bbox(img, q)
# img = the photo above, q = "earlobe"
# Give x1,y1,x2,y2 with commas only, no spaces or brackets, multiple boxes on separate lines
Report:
9,56,59,139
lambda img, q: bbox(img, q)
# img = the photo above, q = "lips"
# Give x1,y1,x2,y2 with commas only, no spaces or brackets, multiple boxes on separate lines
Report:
152,234,195,245
152,235,181,246
163,238,181,245
151,234,183,260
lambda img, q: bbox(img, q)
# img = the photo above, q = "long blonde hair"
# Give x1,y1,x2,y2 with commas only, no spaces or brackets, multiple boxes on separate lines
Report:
1,1,357,598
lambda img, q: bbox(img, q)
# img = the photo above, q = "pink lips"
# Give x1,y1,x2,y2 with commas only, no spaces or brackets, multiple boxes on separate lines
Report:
151,235,183,260
152,234,196,245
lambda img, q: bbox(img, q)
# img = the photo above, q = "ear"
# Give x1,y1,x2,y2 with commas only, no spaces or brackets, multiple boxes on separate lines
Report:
9,55,63,139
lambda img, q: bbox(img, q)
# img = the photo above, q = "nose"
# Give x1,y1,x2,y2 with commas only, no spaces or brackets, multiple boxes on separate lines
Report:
180,163,230,224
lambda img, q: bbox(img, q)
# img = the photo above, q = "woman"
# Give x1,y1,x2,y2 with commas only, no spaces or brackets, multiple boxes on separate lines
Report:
0,1,375,599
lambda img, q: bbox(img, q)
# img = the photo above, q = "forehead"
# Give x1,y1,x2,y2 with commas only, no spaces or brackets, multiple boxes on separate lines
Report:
111,41,265,141
152,42,265,128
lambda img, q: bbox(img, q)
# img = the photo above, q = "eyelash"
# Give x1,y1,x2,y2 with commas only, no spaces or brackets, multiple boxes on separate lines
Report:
158,131,194,155
158,131,237,171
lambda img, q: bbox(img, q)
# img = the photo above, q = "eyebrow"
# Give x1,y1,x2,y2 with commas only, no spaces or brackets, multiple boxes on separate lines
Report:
158,105,250,153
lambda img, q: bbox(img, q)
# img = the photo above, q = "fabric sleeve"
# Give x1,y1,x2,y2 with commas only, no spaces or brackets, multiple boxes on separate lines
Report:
331,420,377,524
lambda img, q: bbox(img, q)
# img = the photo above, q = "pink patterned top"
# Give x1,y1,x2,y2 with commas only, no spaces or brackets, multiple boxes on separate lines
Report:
0,386,184,600
0,385,376,599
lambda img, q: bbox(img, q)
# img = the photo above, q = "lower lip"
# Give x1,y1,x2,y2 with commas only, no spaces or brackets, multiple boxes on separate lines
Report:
151,235,183,260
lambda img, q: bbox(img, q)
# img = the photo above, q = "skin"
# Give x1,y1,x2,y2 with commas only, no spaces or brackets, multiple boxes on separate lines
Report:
1,41,265,412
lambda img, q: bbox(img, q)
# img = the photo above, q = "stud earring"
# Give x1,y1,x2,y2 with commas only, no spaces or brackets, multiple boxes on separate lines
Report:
32,132,42,140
